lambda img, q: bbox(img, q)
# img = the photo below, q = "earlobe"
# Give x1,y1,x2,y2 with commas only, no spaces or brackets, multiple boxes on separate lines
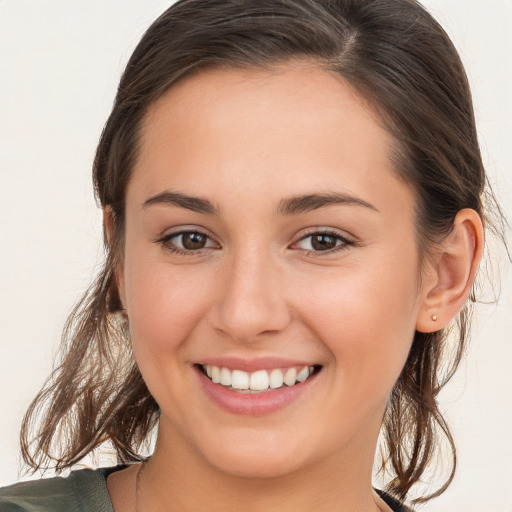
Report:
416,209,484,333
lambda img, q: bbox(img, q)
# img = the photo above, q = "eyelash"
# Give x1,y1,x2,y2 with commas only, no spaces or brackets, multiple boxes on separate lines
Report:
157,230,217,256
292,229,355,256
156,229,355,256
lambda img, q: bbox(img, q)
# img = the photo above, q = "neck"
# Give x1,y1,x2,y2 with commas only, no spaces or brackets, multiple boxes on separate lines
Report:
140,422,385,512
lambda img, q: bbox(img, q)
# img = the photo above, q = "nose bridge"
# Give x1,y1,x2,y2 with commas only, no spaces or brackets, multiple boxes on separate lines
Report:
211,244,290,342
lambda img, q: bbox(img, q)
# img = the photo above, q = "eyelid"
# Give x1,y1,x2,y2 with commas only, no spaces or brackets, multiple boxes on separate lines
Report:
155,224,217,242
155,226,221,253
154,225,356,256
290,227,357,254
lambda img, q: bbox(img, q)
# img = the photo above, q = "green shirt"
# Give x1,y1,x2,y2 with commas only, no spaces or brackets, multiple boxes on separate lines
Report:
0,466,412,511
0,467,118,512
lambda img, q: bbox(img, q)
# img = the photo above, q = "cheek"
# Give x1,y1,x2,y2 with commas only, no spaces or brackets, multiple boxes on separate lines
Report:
295,253,420,394
122,250,213,357
122,257,217,416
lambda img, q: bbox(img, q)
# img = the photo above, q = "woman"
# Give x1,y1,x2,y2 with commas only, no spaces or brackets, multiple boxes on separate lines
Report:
0,0,506,510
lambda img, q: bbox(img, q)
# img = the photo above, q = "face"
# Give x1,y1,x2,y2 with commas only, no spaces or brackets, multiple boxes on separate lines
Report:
117,64,430,479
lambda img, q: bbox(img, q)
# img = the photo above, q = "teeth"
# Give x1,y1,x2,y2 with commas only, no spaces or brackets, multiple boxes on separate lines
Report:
211,366,221,384
231,369,249,390
296,366,309,382
220,367,232,386
250,370,269,391
269,368,284,389
283,367,297,386
202,365,317,392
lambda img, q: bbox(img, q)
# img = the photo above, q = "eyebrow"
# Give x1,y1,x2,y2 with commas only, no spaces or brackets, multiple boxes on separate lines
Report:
142,190,378,216
276,193,379,215
142,191,220,215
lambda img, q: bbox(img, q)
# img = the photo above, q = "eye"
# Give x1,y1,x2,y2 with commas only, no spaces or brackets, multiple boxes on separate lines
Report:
294,230,354,253
159,230,219,253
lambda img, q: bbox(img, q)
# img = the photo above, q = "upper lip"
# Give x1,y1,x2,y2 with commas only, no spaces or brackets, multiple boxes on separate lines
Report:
195,357,320,372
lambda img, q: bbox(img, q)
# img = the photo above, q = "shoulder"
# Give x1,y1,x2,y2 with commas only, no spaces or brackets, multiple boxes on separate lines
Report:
0,467,117,512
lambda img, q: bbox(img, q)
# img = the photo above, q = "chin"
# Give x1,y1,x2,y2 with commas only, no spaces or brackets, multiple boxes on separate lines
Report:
212,454,306,480
198,434,312,480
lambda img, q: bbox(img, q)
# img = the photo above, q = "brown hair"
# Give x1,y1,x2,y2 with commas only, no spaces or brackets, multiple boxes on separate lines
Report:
20,0,505,503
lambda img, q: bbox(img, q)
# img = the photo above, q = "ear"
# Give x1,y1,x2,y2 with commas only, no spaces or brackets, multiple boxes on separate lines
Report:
103,207,127,311
416,208,484,333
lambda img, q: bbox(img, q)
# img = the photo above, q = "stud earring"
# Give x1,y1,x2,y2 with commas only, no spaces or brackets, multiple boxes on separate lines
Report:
431,314,438,321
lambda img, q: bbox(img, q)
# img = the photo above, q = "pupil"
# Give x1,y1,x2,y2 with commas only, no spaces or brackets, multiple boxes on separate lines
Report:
183,233,206,250
312,234,336,251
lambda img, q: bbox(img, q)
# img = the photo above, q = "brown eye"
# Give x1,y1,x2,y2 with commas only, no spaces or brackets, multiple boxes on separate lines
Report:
310,234,338,251
294,231,353,254
160,230,218,253
181,232,208,250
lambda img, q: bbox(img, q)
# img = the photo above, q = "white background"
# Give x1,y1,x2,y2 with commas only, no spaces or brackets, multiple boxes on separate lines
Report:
0,1,510,510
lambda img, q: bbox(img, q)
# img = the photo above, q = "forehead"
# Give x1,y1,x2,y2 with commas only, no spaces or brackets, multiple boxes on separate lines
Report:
129,64,411,219
141,63,390,160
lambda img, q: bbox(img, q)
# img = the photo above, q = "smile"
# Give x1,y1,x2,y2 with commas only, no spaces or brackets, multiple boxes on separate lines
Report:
201,364,320,393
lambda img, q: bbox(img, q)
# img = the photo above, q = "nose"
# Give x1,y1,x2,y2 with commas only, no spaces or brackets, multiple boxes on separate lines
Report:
208,248,292,343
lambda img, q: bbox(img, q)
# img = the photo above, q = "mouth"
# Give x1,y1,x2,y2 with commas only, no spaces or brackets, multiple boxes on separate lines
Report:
197,364,322,394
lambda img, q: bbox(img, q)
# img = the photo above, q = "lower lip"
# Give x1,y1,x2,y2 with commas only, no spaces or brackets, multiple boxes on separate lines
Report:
195,366,319,415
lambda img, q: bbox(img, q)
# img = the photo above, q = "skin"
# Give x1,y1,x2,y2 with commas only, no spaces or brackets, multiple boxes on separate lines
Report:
106,64,483,512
